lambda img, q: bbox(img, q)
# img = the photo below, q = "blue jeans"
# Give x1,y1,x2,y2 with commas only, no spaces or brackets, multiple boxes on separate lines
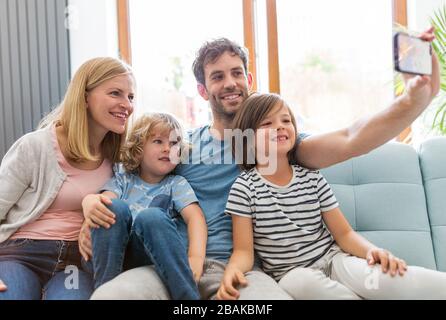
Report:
87,199,200,300
0,239,93,300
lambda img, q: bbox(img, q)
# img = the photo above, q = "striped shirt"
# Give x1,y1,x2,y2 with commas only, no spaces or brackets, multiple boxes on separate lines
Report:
226,165,339,280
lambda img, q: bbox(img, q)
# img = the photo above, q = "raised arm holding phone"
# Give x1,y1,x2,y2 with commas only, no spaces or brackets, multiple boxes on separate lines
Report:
295,27,438,169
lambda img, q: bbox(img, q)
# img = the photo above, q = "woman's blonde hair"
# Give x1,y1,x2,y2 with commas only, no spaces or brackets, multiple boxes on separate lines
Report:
120,112,186,174
39,57,134,163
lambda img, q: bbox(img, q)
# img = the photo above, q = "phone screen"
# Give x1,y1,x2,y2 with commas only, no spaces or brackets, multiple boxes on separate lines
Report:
395,33,432,75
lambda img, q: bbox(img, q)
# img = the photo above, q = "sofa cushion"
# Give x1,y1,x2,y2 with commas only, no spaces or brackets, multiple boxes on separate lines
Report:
321,142,437,270
419,137,446,272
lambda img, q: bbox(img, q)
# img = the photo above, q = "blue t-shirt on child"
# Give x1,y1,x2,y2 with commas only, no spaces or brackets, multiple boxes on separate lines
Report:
101,168,199,221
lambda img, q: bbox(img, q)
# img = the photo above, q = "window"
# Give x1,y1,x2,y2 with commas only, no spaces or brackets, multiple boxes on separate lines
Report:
275,0,395,134
124,0,411,138
129,0,244,129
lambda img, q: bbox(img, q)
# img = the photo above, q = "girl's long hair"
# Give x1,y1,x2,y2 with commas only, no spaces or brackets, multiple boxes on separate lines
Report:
231,92,299,171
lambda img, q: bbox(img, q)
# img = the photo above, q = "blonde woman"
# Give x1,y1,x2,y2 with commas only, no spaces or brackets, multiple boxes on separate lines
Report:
81,113,207,300
0,57,135,300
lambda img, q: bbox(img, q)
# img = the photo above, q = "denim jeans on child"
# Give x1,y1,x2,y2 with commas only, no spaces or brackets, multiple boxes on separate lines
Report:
0,239,93,300
87,199,200,300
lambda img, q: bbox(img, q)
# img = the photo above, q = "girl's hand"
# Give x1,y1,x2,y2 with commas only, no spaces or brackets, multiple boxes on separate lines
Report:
216,266,248,300
81,194,115,229
188,256,204,283
366,248,408,276
0,279,7,292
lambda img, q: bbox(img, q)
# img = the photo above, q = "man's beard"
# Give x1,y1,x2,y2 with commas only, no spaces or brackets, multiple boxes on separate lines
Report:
210,99,239,123
210,87,249,122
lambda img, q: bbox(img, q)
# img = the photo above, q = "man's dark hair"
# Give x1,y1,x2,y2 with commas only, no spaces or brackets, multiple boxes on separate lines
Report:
192,38,249,86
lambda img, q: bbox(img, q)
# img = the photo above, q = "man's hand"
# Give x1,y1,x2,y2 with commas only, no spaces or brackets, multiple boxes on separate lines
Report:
0,279,7,292
295,27,441,170
216,266,248,300
188,256,204,283
401,27,440,109
79,221,93,261
366,248,408,277
82,194,115,229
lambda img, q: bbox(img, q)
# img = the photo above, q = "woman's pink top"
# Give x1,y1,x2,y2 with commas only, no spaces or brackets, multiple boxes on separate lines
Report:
10,125,113,241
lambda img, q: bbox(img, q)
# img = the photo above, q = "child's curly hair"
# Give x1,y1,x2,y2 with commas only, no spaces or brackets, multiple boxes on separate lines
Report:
120,112,186,174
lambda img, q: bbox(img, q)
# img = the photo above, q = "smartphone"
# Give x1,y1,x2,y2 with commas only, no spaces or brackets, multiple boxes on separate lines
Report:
394,32,432,76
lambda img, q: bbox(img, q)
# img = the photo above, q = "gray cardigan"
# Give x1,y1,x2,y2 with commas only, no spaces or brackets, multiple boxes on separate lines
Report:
0,126,67,243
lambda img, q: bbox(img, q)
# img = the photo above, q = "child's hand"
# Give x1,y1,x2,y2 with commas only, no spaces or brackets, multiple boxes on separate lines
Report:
216,266,248,300
81,194,115,229
78,221,92,261
366,248,408,276
188,256,204,283
0,279,7,292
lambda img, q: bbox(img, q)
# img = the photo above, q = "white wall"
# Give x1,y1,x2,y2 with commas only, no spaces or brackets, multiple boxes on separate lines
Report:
67,0,118,75
408,0,446,30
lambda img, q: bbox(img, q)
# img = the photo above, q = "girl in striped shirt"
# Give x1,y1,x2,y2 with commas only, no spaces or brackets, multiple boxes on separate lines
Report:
217,93,446,300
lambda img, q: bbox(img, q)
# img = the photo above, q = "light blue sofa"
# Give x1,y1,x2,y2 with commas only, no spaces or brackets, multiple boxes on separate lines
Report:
321,137,446,272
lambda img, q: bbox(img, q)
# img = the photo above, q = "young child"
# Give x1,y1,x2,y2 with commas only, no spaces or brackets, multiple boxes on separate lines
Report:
217,93,446,300
82,112,207,300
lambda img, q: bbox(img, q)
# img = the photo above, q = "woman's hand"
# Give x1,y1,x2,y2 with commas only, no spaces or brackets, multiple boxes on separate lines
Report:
0,279,7,292
82,194,115,229
366,248,408,276
216,266,248,300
